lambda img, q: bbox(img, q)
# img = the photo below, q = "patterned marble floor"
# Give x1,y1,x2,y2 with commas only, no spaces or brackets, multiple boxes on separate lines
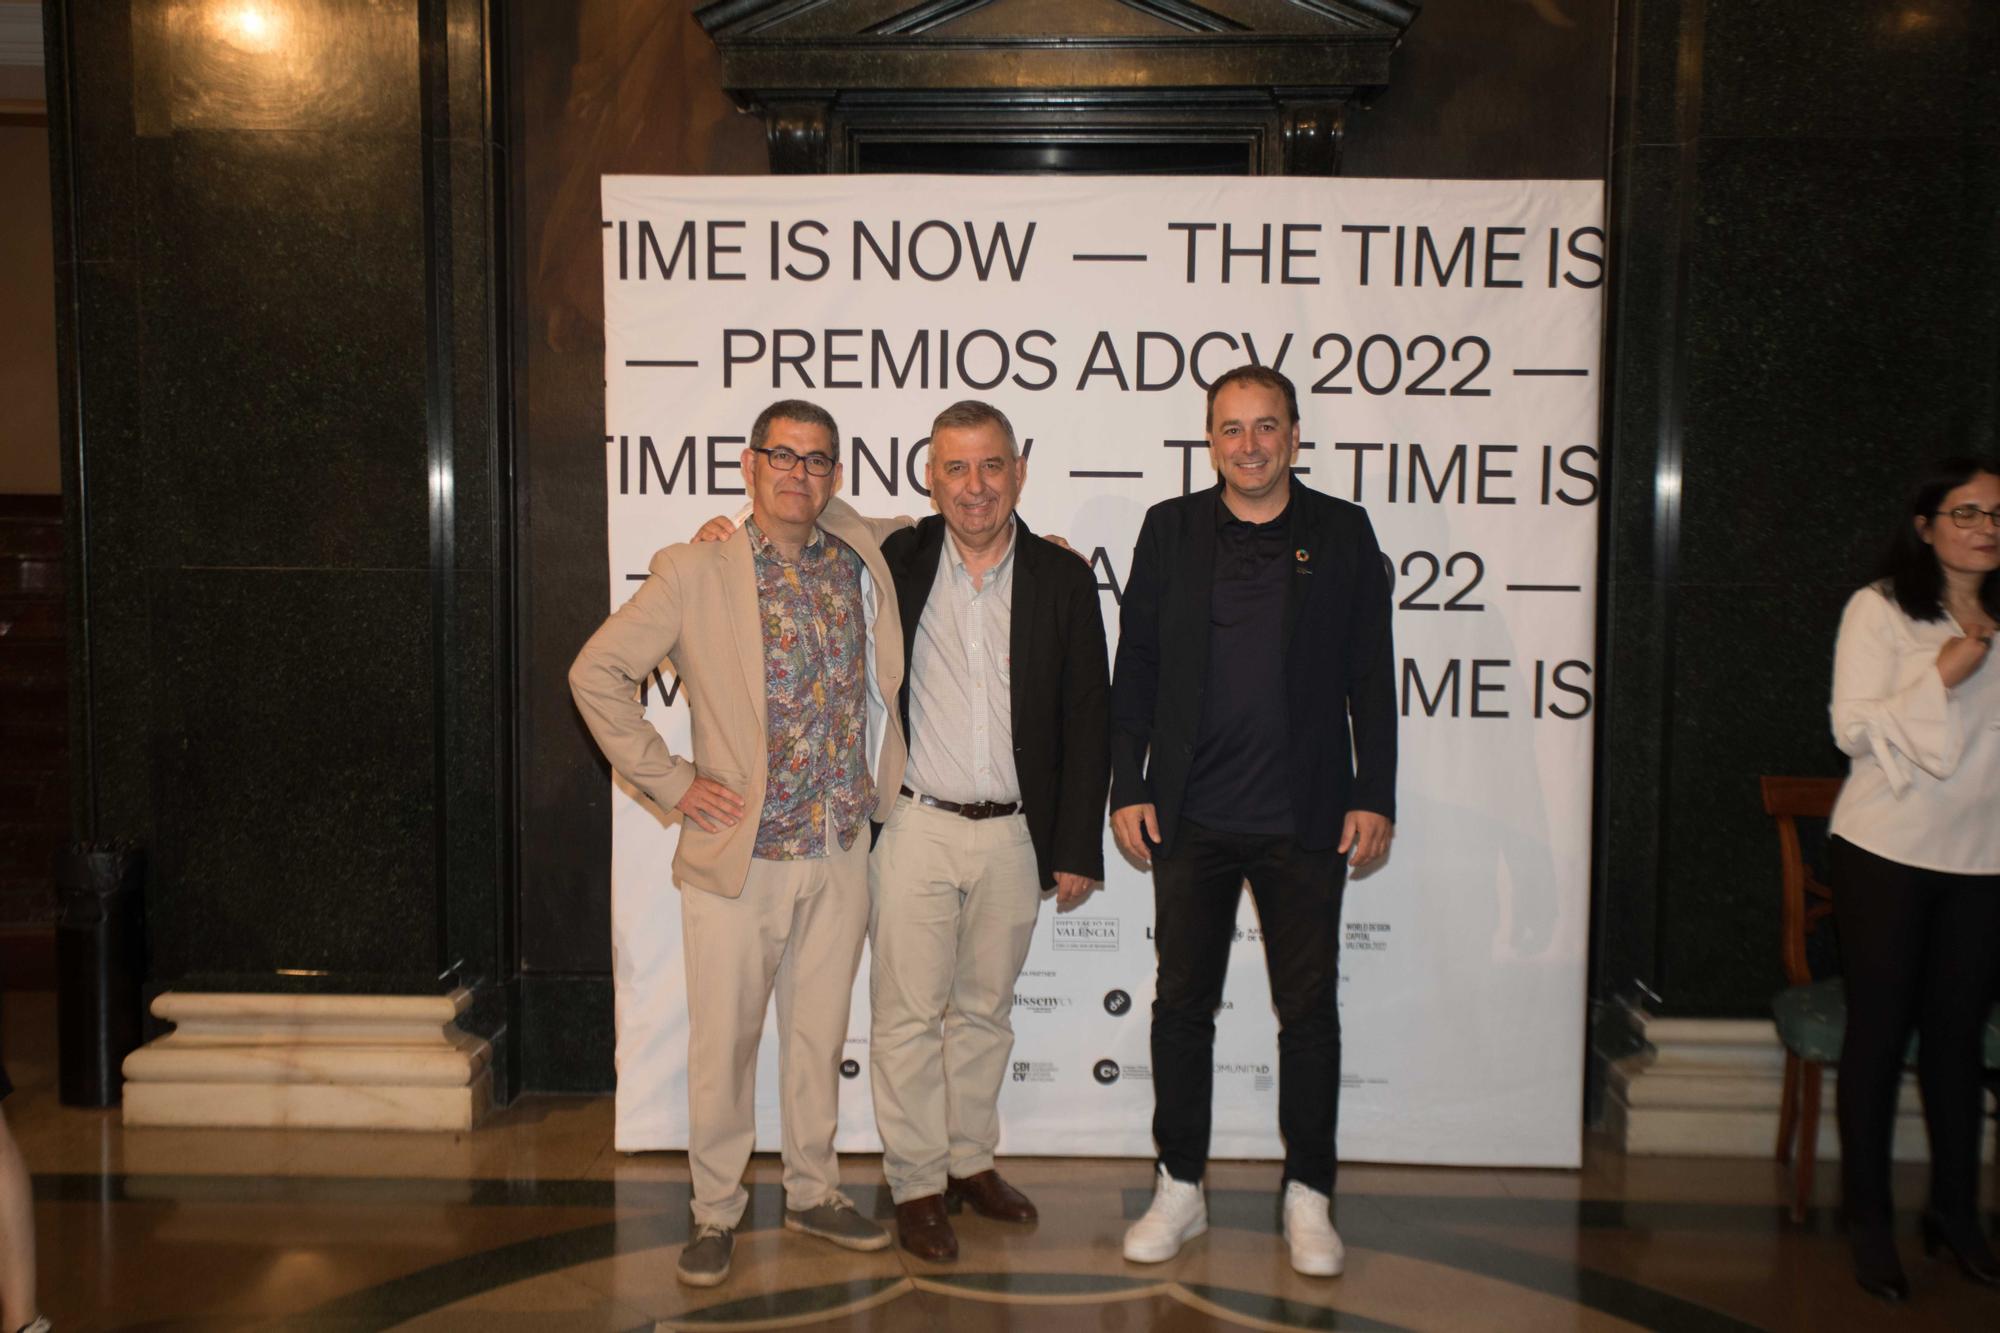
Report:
6,992,1997,1332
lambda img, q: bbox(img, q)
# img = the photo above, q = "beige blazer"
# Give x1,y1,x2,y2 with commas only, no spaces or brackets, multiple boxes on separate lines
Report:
569,497,912,897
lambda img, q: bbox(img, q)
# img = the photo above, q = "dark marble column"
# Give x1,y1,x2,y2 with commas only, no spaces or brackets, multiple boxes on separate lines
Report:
46,0,514,1087
507,0,766,1093
1593,0,1999,1034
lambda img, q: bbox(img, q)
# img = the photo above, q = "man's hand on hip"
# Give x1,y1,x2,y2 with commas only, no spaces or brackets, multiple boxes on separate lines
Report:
1110,803,1160,865
677,775,746,833
1339,810,1393,869
1052,871,1096,909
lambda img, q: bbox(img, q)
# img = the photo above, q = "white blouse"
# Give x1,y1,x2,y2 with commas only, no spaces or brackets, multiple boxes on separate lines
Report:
1828,582,2000,874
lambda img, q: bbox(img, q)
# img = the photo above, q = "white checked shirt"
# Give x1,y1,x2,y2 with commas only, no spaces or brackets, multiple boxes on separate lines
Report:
903,527,1020,804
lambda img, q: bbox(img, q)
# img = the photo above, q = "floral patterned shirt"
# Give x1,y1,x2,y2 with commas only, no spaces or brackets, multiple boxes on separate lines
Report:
748,518,873,858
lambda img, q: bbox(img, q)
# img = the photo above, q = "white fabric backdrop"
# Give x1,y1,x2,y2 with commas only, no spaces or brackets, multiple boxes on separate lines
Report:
599,174,1604,1167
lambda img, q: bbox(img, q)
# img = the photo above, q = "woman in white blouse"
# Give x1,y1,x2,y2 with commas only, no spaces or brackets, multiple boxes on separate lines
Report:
1829,456,2000,1303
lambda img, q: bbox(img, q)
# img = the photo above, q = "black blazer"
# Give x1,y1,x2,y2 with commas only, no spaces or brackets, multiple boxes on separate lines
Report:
881,514,1111,888
1109,480,1396,855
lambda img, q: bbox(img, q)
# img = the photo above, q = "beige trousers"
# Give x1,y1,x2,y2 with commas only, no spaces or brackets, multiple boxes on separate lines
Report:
868,795,1042,1204
681,826,870,1228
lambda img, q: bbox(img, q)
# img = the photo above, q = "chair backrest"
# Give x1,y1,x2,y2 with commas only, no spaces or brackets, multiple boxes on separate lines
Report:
1759,775,1843,987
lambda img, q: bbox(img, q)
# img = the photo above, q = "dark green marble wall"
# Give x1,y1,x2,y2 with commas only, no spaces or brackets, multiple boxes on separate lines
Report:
1595,0,2000,1019
46,0,513,1072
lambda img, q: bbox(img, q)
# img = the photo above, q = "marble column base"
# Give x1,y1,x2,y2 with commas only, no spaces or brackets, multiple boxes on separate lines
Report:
121,990,492,1132
1608,1015,1993,1162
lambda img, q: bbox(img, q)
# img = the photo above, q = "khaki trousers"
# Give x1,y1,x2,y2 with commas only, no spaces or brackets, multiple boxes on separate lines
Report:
681,826,870,1228
868,795,1042,1204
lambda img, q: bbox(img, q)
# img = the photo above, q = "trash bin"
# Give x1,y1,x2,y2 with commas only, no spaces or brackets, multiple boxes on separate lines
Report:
55,843,147,1107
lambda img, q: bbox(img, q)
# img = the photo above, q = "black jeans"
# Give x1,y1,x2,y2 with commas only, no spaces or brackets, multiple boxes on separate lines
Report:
1830,836,2000,1227
1150,819,1346,1194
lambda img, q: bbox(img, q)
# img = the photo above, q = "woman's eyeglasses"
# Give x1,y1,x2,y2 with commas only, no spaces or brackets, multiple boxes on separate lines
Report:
1936,505,2000,529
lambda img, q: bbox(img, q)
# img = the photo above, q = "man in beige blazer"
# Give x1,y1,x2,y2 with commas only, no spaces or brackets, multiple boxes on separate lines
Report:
569,399,911,1288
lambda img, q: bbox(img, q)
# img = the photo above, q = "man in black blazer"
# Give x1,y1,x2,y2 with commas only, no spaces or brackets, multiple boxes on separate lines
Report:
1109,365,1396,1278
870,400,1110,1262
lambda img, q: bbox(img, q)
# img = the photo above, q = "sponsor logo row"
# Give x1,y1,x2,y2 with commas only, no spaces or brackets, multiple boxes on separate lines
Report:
1015,1059,1273,1089
1053,918,1291,950
850,1049,1270,1091
1014,988,1134,1015
1012,1058,1150,1085
1016,989,1240,1016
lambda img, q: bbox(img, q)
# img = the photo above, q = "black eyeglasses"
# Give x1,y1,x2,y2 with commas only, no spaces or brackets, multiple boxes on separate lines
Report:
749,445,836,477
1936,505,2000,530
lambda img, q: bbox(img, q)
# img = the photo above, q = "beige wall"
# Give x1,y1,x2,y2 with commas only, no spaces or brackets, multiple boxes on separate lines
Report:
0,120,58,495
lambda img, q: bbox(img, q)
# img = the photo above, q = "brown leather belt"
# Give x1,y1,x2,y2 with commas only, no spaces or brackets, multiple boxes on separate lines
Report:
900,784,1021,821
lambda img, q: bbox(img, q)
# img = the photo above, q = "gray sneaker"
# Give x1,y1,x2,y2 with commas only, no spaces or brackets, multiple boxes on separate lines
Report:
784,1192,892,1251
676,1223,734,1286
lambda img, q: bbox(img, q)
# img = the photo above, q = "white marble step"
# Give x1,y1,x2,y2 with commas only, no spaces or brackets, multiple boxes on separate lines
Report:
121,989,492,1132
124,1036,486,1086
1608,1016,1996,1162
122,1078,491,1132
1610,1059,1925,1113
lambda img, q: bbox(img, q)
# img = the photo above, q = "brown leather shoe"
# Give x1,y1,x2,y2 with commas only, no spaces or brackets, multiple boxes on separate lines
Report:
946,1169,1038,1222
895,1194,958,1261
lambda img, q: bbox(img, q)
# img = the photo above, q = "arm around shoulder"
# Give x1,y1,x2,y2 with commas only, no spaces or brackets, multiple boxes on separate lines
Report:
821,495,916,548
863,512,919,545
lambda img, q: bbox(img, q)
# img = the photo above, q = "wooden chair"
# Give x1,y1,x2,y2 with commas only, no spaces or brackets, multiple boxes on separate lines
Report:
1761,775,1843,1224
1764,776,2000,1225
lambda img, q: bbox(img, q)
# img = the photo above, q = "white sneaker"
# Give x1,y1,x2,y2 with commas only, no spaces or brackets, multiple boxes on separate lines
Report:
1282,1180,1345,1276
1123,1165,1207,1262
